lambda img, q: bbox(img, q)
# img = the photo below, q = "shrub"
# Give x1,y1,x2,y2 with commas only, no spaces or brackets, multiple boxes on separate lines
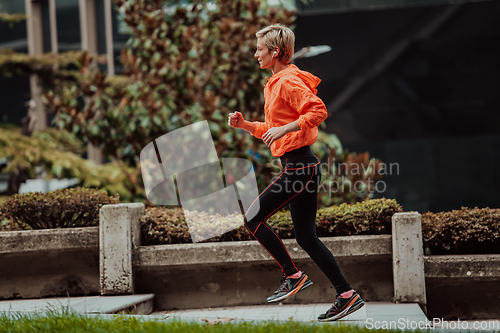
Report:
43,0,295,202
0,196,11,230
140,207,250,245
315,198,402,236
422,207,500,255
0,126,134,200
0,187,119,230
140,198,402,245
312,132,385,206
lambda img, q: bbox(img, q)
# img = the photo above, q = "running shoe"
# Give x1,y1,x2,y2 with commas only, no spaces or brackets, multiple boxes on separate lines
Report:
267,272,313,303
317,291,365,321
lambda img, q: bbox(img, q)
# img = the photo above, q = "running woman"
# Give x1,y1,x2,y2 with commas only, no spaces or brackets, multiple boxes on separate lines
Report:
228,24,364,322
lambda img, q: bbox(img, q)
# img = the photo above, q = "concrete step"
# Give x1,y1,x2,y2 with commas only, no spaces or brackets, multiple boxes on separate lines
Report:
0,294,155,315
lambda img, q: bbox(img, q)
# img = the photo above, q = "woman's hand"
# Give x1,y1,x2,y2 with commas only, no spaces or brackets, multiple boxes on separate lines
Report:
262,127,287,147
228,111,244,128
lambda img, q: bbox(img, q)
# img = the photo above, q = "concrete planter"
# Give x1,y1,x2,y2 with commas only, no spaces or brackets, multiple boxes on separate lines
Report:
1,203,498,320
99,207,426,312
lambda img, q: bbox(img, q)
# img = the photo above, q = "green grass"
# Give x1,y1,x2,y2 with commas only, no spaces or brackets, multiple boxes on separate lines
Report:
0,311,429,333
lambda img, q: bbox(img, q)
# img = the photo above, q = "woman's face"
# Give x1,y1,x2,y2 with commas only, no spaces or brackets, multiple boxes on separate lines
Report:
254,38,274,70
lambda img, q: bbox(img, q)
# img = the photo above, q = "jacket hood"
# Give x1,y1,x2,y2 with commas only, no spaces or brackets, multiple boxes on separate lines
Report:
265,64,321,94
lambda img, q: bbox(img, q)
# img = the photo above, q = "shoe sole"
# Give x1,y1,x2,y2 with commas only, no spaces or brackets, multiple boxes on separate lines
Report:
318,300,365,322
267,279,313,303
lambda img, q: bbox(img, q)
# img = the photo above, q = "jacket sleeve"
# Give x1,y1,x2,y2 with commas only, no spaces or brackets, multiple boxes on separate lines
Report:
278,77,328,130
251,121,269,139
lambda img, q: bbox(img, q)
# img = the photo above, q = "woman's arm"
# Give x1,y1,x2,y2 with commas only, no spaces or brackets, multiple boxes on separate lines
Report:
228,112,254,132
280,77,328,130
262,120,300,147
229,111,274,139
229,111,301,147
239,119,256,134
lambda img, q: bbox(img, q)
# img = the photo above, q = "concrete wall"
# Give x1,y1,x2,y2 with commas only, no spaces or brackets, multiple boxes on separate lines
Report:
425,254,500,320
0,227,100,299
133,236,394,310
134,257,394,311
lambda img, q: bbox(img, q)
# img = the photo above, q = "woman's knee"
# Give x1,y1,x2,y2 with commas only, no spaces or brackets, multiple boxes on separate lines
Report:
244,215,261,234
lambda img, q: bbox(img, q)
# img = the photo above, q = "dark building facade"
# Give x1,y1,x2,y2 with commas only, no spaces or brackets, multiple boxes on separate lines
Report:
294,0,500,212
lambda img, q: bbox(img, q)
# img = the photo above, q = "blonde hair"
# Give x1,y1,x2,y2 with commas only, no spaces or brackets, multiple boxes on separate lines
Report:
256,24,294,64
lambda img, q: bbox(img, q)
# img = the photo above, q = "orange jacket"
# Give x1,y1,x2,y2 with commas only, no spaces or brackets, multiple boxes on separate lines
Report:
251,64,328,157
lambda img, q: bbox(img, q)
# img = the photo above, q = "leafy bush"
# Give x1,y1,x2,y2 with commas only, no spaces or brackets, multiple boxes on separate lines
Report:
1,1,386,207
0,188,119,230
140,207,249,244
0,126,134,200
43,0,295,202
40,0,385,207
311,132,385,206
140,198,402,245
315,198,402,236
0,196,10,231
0,49,97,82
422,207,500,255
141,202,500,255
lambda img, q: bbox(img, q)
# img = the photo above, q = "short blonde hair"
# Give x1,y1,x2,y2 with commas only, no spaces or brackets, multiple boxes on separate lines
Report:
256,24,294,64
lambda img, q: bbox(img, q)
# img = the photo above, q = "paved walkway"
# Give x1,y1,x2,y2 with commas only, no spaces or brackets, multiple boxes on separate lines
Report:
159,303,500,332
155,301,426,327
1,295,499,332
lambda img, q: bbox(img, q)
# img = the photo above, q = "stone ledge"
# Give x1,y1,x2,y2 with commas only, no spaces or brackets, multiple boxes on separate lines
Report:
425,254,500,280
0,226,99,255
134,234,392,268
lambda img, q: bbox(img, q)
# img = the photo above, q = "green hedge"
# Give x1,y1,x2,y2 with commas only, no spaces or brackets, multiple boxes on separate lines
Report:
140,198,402,245
3,189,499,256
0,188,119,230
422,207,500,255
141,201,500,255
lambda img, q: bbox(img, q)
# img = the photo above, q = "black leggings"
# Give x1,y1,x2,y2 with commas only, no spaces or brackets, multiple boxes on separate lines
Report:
244,146,351,295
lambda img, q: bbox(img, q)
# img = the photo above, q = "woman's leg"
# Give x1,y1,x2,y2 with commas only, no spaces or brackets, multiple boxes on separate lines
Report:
244,166,317,277
289,163,352,295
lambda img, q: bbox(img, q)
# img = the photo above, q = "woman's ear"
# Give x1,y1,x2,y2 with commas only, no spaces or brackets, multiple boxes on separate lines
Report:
273,48,279,57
